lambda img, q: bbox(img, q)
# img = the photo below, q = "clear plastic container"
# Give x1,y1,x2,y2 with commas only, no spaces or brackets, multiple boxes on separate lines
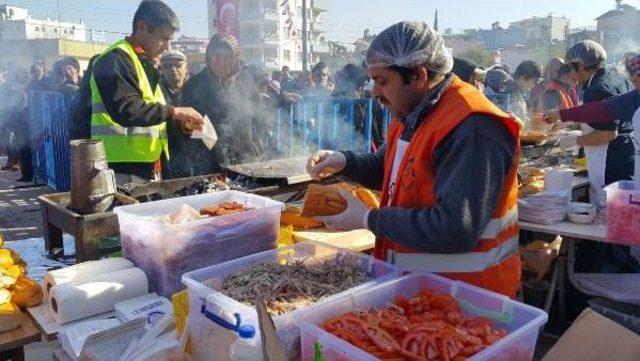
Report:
181,241,401,361
297,273,548,361
575,273,640,305
114,191,284,297
605,181,640,246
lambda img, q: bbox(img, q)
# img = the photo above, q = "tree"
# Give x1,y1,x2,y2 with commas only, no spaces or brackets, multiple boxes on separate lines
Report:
459,46,493,68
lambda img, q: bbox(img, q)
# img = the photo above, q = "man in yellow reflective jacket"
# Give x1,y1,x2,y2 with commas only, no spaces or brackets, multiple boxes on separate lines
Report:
90,0,203,183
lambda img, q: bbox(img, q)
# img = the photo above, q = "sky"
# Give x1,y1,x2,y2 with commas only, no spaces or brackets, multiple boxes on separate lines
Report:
6,0,640,45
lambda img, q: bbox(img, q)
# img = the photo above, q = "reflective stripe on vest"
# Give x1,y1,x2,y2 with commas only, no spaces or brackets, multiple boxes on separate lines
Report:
479,207,518,240
91,124,163,138
388,236,519,273
90,39,168,163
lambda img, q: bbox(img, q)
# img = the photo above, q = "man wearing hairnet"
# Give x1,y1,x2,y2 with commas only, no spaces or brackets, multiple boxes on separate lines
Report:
307,22,522,298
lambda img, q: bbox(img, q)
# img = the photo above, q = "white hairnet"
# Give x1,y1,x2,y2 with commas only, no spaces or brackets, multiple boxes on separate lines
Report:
565,40,607,68
366,21,453,74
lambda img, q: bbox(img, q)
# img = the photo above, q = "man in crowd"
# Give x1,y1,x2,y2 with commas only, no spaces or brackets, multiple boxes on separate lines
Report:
0,67,30,180
452,57,486,91
159,50,190,178
307,62,334,96
28,63,47,91
0,64,16,171
307,21,522,298
160,50,188,105
90,0,204,184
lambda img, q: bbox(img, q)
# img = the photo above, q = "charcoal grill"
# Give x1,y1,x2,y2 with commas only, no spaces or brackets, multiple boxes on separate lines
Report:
38,192,138,262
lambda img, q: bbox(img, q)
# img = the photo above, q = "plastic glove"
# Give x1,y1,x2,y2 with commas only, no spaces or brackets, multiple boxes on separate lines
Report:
172,107,205,135
316,191,371,231
306,150,346,180
559,134,579,151
542,110,561,124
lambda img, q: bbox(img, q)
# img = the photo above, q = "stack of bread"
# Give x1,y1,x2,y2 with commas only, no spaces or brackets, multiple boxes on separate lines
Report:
519,167,545,197
0,234,44,332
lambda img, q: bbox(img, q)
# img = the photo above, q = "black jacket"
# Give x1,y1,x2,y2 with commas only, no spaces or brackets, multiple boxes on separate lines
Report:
91,40,172,179
582,67,635,184
180,68,263,176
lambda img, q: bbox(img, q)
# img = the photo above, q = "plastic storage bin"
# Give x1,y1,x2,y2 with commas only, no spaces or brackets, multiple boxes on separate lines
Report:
114,190,284,297
605,181,640,246
181,241,401,361
297,273,548,361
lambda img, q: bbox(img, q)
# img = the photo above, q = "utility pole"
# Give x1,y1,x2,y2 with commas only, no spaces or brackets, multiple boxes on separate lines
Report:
302,0,308,71
310,0,314,65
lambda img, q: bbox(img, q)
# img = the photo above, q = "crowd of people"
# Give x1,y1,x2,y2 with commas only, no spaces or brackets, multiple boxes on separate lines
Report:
0,57,84,182
0,1,638,215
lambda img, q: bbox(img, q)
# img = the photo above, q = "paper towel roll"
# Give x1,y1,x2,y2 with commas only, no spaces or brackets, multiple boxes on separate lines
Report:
44,258,134,297
49,267,148,324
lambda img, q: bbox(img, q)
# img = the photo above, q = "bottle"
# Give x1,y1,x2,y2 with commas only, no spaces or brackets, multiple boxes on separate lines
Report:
229,325,263,361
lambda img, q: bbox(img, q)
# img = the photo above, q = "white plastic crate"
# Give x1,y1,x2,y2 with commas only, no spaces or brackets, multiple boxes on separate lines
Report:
297,273,548,361
605,181,640,246
114,190,284,297
181,241,401,361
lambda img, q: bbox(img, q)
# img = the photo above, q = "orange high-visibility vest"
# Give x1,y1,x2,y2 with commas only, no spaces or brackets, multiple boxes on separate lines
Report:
375,76,522,298
536,80,575,112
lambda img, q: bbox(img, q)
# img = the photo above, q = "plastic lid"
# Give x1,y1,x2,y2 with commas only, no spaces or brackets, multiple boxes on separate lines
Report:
237,324,256,339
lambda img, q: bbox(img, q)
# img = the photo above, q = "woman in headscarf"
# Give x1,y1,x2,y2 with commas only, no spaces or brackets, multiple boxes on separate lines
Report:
179,33,263,176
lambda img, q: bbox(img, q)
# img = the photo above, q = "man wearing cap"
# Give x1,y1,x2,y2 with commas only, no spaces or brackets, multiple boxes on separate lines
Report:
160,50,188,105
306,21,521,298
90,0,204,183
159,50,190,179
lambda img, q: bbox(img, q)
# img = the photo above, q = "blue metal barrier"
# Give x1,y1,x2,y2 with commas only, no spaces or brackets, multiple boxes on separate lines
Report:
274,97,375,156
28,91,71,191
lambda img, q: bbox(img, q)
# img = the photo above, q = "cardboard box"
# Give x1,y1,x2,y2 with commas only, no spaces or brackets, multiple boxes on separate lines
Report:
543,308,640,361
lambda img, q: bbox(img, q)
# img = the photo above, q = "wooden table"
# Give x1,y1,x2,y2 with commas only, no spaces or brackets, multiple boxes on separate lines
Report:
0,312,41,361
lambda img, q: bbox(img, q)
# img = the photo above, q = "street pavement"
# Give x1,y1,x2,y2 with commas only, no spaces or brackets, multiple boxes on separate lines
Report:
0,168,52,241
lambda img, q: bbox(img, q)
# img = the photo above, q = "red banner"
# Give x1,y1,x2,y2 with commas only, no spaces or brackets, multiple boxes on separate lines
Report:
216,0,240,39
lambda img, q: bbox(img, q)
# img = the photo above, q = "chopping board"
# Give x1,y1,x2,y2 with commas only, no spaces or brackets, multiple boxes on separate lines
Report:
292,228,375,252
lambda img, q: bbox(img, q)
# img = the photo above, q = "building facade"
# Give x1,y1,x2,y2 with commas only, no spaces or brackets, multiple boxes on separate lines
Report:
596,1,640,62
207,0,326,71
0,5,87,42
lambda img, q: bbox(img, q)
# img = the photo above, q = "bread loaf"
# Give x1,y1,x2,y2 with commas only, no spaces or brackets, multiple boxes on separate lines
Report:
281,206,324,229
300,184,348,217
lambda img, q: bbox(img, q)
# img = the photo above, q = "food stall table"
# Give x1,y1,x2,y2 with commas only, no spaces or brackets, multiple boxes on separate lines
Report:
0,312,41,361
519,220,608,325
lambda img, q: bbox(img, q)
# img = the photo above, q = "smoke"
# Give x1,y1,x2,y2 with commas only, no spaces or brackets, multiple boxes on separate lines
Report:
193,68,372,171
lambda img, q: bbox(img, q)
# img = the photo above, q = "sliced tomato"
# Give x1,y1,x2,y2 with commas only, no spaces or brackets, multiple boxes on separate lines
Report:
430,294,459,313
460,344,486,357
364,324,401,353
